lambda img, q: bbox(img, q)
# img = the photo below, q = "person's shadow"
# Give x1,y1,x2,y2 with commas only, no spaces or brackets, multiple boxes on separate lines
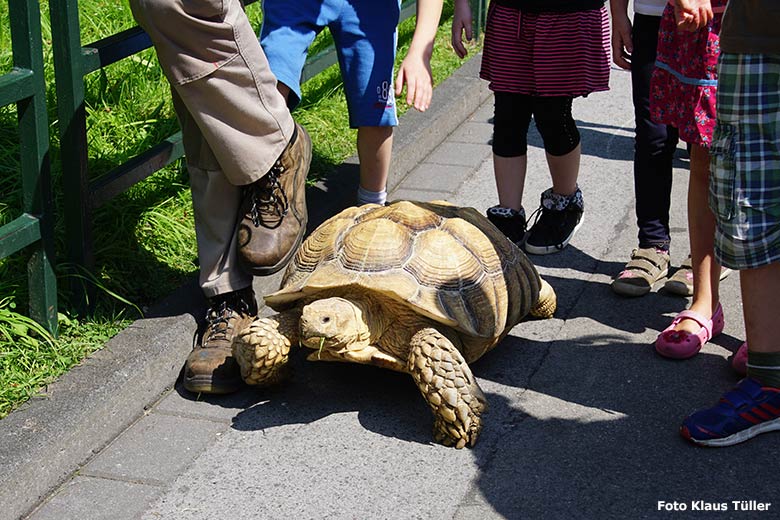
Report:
461,331,778,518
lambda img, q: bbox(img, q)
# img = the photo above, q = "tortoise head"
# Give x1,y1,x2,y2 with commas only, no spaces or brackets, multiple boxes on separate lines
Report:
299,297,372,353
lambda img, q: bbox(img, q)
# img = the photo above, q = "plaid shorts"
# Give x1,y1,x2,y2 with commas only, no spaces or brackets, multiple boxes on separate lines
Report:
709,53,780,270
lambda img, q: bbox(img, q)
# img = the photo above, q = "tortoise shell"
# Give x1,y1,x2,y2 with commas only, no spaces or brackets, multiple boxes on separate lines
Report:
264,200,541,339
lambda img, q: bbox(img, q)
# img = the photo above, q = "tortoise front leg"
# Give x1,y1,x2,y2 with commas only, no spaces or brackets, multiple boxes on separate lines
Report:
233,310,300,386
407,328,488,448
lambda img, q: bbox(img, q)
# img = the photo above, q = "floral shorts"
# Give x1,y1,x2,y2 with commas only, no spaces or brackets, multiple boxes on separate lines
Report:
710,53,780,270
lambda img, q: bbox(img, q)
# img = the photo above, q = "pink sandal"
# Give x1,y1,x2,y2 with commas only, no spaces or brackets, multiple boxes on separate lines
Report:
731,341,748,376
655,304,724,359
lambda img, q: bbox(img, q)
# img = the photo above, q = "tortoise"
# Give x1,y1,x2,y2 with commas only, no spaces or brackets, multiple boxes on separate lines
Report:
233,200,556,448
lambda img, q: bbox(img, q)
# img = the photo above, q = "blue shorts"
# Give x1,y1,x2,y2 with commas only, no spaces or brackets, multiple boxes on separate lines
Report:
260,0,401,128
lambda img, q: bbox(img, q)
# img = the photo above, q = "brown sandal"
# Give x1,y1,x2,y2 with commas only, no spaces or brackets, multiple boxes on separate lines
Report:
664,255,694,296
611,247,670,297
664,255,734,297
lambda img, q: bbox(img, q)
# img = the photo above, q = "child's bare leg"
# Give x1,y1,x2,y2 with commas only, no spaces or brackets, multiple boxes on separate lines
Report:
494,155,527,211
357,126,393,204
741,263,780,354
546,144,581,196
674,144,720,334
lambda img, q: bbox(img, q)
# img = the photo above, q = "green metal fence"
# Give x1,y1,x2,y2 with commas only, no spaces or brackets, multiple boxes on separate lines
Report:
48,0,485,289
0,0,58,334
4,0,486,331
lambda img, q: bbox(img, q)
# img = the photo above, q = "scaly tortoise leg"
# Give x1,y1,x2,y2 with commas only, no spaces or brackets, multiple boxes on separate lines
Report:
233,310,300,386
407,328,488,448
530,277,557,319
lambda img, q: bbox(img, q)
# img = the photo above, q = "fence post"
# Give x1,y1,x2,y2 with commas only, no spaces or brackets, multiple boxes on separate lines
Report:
38,0,452,317
468,0,487,40
2,0,58,334
48,0,96,310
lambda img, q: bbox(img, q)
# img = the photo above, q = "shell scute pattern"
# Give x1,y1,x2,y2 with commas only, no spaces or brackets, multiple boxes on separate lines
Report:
339,218,415,272
288,216,342,274
266,200,536,339
439,217,504,276
403,228,484,290
360,200,444,232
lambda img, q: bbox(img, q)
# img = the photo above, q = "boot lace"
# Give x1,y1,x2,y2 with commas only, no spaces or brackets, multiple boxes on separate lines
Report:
248,163,289,230
199,293,253,347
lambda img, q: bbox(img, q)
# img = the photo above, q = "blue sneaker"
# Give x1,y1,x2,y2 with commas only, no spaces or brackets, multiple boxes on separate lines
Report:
681,378,780,447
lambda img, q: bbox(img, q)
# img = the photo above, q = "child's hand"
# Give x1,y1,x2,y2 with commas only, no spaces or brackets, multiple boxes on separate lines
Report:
397,0,442,112
450,0,473,59
610,12,632,70
395,55,433,112
674,0,713,31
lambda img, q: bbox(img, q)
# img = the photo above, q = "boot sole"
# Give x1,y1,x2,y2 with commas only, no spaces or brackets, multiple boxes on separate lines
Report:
183,374,242,395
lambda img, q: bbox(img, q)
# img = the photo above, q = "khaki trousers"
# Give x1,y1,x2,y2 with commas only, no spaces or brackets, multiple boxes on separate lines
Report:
130,0,294,297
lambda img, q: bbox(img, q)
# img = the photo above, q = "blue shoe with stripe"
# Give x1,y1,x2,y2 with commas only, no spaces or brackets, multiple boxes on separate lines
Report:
681,378,780,447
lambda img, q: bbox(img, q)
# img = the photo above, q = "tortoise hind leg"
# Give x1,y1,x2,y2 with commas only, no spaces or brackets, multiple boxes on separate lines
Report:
530,277,557,319
233,311,300,386
407,328,488,448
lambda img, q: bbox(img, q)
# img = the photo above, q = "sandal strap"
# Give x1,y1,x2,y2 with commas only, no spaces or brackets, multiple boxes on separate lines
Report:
632,248,669,266
625,258,659,272
680,255,693,269
672,310,713,337
622,248,669,276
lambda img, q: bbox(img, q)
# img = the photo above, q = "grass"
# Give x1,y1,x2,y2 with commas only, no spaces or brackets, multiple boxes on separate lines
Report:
0,0,482,418
0,299,125,417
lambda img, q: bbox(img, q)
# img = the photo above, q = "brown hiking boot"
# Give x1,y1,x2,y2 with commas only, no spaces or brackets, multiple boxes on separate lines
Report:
183,287,258,394
237,122,311,275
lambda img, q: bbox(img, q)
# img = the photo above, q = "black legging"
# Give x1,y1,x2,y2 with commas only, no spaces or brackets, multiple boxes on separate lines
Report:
492,92,580,158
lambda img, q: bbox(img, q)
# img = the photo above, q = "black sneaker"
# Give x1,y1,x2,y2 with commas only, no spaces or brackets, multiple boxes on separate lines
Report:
524,188,584,255
486,205,526,245
184,287,258,394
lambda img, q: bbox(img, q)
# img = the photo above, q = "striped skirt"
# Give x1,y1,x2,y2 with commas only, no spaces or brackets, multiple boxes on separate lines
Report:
479,3,611,97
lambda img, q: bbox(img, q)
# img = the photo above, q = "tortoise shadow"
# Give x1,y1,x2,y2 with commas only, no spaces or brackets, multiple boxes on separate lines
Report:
230,349,434,446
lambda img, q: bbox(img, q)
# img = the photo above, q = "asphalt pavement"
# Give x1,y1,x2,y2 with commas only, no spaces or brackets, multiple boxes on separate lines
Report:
3,53,778,520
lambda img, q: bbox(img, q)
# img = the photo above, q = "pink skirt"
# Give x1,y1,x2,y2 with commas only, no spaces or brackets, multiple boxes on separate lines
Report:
480,4,610,97
649,0,727,146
